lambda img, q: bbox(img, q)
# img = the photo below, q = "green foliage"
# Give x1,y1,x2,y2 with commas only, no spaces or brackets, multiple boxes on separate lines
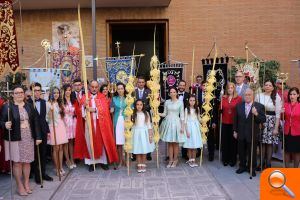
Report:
0,72,27,101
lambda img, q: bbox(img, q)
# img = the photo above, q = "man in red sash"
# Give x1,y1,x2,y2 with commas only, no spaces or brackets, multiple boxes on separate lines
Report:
82,80,118,171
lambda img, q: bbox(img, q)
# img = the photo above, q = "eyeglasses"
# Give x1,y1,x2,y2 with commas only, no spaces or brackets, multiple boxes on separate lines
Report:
34,89,41,92
14,92,24,95
235,76,243,78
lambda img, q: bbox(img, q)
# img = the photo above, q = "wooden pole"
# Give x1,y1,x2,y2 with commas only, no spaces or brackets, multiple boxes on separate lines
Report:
6,82,13,200
32,83,43,188
78,4,96,171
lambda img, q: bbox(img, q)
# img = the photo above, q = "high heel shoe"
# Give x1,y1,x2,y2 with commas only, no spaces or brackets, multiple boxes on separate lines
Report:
167,161,173,168
171,160,178,168
25,188,32,194
137,164,142,173
66,161,73,169
18,191,28,196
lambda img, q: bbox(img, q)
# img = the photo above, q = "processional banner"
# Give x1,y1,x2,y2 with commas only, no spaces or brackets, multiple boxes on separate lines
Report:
105,56,136,84
202,57,228,99
159,62,184,101
52,21,80,84
29,68,61,89
0,0,19,78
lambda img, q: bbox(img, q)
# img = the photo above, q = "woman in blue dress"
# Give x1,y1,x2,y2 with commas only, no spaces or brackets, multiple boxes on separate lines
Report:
159,87,185,168
110,82,127,167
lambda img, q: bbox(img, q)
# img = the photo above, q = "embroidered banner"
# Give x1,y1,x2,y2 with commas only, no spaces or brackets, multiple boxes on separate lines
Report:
52,21,80,84
0,0,19,78
105,56,136,84
29,68,61,89
159,62,184,101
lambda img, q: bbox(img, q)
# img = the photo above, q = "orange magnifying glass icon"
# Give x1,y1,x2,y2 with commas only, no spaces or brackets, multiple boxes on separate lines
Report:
268,170,295,198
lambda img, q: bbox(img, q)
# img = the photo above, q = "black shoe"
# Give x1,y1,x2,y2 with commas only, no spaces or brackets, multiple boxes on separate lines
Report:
251,171,256,177
43,174,53,181
236,168,246,174
131,154,136,161
256,166,262,171
146,155,152,161
35,178,41,184
229,162,236,167
208,155,214,162
223,162,228,166
88,165,95,172
165,156,169,161
100,164,109,170
182,156,189,161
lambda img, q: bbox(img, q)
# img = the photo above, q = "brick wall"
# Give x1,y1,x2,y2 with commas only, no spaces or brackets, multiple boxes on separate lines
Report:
14,0,300,86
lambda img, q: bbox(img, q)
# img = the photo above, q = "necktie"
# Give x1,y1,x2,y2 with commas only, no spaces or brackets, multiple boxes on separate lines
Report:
35,99,40,102
245,104,251,117
139,90,143,99
237,86,241,94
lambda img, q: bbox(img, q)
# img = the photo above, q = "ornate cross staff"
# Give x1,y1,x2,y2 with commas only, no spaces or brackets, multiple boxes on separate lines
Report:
3,83,14,200
115,41,121,58
277,72,288,167
31,83,43,188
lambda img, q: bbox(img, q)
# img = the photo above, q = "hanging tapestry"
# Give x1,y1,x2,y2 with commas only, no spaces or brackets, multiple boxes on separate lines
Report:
52,21,80,84
0,0,19,78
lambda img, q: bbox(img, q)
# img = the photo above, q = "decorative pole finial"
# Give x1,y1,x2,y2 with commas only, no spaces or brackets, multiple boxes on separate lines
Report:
115,41,121,58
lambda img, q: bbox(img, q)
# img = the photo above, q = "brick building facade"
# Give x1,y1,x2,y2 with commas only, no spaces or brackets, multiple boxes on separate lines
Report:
14,0,300,86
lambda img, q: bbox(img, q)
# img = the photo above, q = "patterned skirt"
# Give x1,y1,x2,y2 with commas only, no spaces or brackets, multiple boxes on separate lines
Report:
5,126,34,163
262,114,279,145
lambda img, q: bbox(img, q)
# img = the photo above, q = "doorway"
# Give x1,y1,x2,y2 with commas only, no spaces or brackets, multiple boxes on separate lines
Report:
107,20,168,79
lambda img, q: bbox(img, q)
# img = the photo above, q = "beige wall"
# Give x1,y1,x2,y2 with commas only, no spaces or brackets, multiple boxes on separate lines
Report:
14,0,300,86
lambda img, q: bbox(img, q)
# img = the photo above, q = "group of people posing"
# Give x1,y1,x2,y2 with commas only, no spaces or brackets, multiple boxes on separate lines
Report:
0,72,299,196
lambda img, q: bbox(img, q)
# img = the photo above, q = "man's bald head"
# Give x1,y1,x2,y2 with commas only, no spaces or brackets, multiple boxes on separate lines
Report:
89,80,99,94
244,88,254,103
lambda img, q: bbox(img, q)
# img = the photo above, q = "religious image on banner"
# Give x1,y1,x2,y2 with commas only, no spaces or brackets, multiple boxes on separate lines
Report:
106,56,136,84
85,55,93,68
0,0,19,78
52,21,80,84
202,57,228,100
29,68,61,89
159,61,184,101
235,62,260,84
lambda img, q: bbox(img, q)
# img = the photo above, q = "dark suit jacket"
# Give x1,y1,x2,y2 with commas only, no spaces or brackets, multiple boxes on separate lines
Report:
178,91,190,108
27,98,50,139
233,101,266,143
135,88,151,112
0,102,41,141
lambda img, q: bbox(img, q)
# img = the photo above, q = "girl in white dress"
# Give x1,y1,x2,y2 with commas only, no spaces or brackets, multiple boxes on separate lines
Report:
183,95,203,167
131,100,155,173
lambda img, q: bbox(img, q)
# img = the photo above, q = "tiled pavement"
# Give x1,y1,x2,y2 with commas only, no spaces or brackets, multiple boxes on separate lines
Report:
0,144,276,200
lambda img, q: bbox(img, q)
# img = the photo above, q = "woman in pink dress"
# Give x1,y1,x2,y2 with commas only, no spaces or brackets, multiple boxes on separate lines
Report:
46,87,68,176
62,84,77,169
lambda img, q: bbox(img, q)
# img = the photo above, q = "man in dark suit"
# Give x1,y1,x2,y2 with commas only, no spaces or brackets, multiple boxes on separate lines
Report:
28,82,53,184
133,76,152,161
233,88,266,177
178,80,190,108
